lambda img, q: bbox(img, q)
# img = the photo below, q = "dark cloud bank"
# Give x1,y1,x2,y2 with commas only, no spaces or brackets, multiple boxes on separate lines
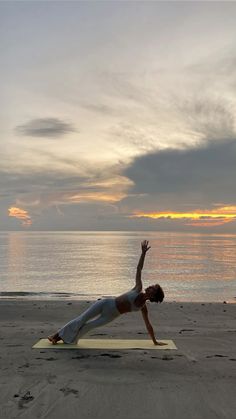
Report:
123,138,236,207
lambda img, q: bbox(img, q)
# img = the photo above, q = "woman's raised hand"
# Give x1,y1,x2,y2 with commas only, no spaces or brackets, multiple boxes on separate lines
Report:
141,240,151,254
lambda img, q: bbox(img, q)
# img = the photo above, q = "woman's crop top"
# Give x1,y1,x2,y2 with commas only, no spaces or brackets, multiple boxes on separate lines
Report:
123,288,145,312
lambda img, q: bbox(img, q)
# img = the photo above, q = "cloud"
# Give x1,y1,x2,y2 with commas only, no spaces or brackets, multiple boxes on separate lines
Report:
175,95,235,142
8,206,32,227
1,159,133,218
123,138,236,208
15,118,75,138
81,102,117,116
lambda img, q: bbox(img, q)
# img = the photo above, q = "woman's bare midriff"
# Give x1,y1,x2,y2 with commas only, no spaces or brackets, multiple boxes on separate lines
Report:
115,292,145,314
115,296,131,314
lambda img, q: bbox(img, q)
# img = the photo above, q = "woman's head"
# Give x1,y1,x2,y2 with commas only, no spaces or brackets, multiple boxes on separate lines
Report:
145,284,164,303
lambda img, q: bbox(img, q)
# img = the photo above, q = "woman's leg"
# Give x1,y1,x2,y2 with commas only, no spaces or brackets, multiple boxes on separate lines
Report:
48,300,104,344
57,298,119,344
74,298,120,341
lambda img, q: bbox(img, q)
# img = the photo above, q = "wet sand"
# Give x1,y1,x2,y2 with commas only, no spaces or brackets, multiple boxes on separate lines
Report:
0,300,235,419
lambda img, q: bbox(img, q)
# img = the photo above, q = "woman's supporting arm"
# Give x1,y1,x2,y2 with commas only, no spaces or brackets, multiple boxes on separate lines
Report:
141,305,157,344
141,304,167,346
147,324,158,345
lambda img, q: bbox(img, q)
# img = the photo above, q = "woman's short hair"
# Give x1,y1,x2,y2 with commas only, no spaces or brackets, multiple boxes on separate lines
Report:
150,284,164,303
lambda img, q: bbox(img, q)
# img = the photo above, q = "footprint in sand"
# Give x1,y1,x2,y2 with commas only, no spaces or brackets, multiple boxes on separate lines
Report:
71,355,91,359
99,353,122,358
18,363,30,369
206,354,228,358
47,374,57,384
6,344,23,347
59,387,79,397
179,329,195,334
18,391,34,409
162,354,174,361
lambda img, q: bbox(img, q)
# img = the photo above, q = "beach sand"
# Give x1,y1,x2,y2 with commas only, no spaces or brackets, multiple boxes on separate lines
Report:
0,300,235,419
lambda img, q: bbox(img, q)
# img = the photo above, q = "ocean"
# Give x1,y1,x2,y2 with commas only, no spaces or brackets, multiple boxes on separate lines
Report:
0,231,235,302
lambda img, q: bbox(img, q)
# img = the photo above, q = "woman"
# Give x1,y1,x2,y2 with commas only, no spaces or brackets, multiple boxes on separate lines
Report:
48,240,166,346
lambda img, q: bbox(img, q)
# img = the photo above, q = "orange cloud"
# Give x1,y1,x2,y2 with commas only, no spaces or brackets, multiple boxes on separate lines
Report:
130,206,236,227
8,207,32,227
185,218,233,227
67,192,125,203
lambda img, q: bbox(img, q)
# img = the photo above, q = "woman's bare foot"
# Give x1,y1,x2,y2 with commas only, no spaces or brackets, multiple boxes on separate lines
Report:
47,332,61,344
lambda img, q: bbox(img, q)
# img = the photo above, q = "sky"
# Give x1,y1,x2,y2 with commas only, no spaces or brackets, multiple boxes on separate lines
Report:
1,0,236,232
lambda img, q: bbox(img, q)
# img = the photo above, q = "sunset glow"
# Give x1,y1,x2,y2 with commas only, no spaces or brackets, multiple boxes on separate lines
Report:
130,207,236,227
8,207,32,227
67,192,128,203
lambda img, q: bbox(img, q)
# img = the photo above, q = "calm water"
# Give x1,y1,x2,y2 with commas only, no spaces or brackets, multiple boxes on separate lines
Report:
0,231,236,302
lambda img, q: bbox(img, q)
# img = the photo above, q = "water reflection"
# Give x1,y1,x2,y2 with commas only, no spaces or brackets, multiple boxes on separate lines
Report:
7,232,27,286
0,231,235,302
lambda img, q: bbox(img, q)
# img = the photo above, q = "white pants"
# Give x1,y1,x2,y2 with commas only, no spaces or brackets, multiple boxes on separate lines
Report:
58,298,120,344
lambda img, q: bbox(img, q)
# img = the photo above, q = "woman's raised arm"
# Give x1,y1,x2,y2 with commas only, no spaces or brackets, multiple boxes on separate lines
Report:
134,240,151,290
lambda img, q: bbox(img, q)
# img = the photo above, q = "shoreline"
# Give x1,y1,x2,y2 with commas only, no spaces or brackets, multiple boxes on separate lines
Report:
0,296,236,304
1,300,235,418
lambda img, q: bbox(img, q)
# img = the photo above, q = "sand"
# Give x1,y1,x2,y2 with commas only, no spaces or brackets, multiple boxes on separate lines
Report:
0,300,235,419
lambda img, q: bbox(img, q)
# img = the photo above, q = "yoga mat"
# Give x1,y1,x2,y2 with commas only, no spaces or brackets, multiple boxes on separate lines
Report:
33,339,177,350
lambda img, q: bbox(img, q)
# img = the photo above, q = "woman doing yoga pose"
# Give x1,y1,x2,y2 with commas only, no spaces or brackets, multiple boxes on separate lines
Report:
48,240,166,345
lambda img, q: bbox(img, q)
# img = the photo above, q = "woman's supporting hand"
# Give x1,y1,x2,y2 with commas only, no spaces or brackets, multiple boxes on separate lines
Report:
153,340,168,346
141,240,151,254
